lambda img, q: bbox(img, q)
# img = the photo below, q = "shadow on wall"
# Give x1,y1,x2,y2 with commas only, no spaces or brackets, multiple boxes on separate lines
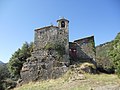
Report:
69,42,96,65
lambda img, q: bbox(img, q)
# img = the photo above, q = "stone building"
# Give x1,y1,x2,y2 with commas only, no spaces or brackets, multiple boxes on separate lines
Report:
20,18,96,83
69,36,96,64
21,18,70,83
33,18,69,63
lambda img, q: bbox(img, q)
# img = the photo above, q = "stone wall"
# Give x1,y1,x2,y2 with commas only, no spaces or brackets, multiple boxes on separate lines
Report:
69,36,96,64
34,26,58,50
34,25,69,62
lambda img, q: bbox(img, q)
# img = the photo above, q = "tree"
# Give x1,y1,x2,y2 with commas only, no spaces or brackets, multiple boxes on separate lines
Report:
8,42,33,79
0,64,10,80
0,64,10,90
109,32,120,77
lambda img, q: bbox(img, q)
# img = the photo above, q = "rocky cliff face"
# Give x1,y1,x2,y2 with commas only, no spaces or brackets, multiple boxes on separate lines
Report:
21,50,68,83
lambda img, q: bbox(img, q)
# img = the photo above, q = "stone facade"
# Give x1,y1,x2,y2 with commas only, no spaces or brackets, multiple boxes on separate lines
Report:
69,36,96,64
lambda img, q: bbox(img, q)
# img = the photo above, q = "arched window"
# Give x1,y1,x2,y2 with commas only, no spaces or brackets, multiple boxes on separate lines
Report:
61,21,65,28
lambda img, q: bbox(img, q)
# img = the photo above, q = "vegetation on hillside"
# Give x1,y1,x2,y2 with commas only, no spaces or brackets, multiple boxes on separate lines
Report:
96,32,120,78
8,42,33,79
0,64,10,90
0,42,34,90
109,32,120,77
96,41,114,73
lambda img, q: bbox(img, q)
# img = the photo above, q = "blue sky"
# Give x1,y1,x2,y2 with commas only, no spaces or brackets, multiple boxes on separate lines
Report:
0,0,120,63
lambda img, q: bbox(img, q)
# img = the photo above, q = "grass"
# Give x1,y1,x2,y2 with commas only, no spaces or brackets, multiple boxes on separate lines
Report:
14,73,120,90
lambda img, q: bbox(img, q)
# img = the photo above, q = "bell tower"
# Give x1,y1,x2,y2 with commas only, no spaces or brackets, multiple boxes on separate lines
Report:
57,17,69,63
57,17,69,33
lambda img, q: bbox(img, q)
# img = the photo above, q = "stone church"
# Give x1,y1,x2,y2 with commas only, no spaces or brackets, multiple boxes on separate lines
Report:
21,18,95,83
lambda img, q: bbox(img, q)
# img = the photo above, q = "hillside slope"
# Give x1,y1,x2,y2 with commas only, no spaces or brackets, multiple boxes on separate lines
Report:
96,41,114,73
96,32,120,73
14,63,120,90
14,73,120,90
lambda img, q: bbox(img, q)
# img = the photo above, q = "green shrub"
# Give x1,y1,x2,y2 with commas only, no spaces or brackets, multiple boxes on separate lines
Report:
44,42,65,56
44,43,55,50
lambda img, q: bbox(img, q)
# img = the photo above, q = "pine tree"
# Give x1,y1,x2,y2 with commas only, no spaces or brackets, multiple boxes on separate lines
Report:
8,42,33,79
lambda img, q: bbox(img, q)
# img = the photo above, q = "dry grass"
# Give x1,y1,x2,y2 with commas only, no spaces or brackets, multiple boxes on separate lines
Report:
14,71,120,90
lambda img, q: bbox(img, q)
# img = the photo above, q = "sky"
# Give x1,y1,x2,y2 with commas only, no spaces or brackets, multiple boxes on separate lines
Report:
0,0,120,63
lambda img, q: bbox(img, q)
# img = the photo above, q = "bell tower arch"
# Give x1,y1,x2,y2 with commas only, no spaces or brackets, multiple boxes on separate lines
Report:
57,17,69,33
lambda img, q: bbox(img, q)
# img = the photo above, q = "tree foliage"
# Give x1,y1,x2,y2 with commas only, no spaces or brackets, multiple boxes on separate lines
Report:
0,64,10,90
8,42,33,79
0,64,10,80
109,32,120,77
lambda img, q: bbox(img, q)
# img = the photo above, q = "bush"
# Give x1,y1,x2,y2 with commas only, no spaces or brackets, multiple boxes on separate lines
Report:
45,42,65,56
96,57,115,74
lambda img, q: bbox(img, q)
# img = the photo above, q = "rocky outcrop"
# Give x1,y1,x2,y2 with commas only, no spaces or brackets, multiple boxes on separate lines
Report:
21,50,68,83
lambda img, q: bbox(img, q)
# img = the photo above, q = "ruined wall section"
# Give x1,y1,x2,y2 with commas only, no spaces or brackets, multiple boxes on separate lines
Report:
74,36,95,61
32,26,59,60
69,36,96,64
33,26,69,62
34,26,58,50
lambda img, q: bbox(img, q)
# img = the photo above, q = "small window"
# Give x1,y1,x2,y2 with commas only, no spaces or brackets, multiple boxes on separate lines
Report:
61,21,65,28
